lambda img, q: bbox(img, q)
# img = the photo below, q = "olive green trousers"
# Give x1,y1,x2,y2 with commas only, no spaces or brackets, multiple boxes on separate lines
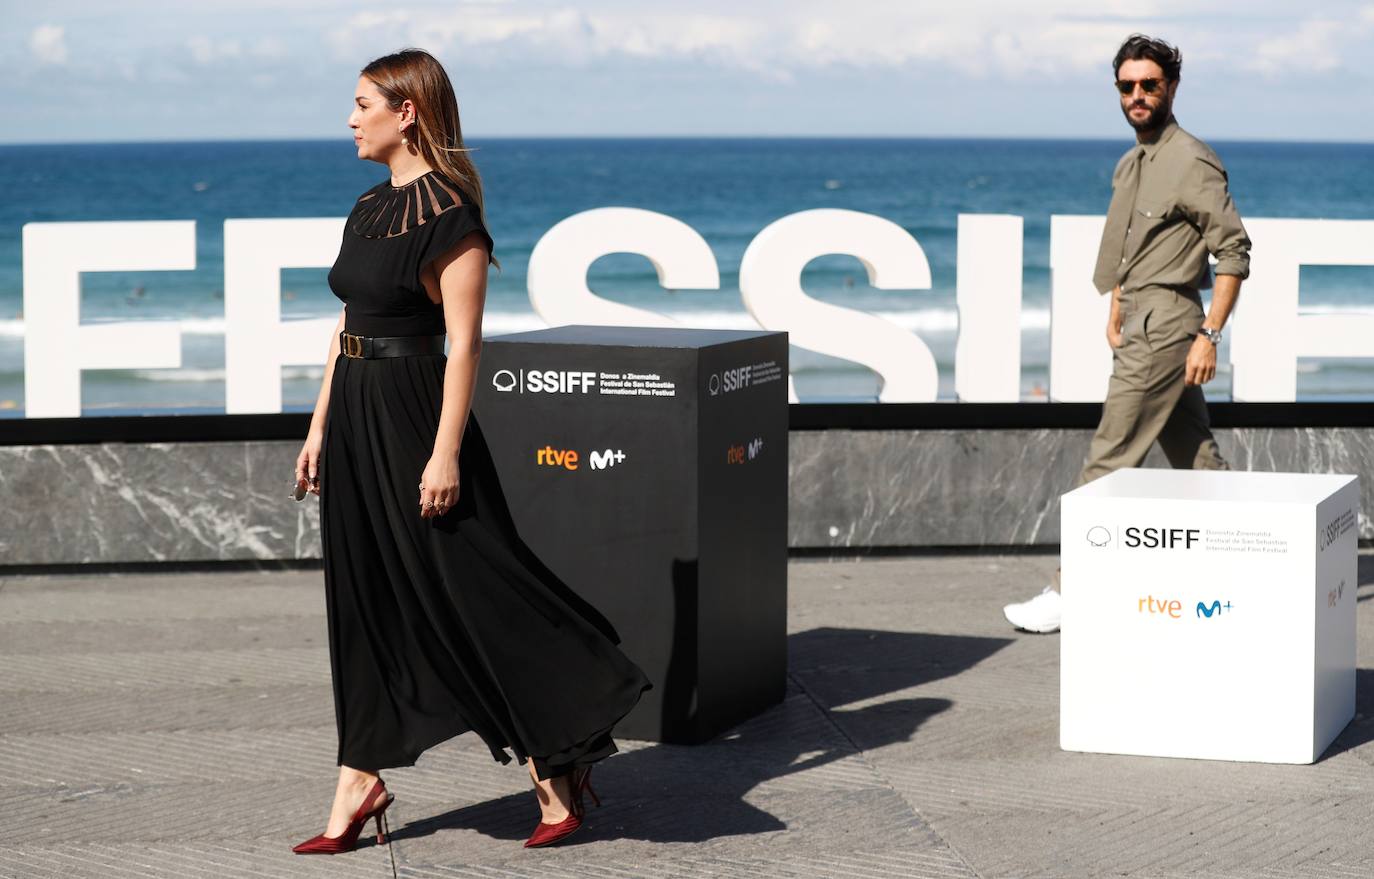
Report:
1048,288,1230,591
1077,286,1229,486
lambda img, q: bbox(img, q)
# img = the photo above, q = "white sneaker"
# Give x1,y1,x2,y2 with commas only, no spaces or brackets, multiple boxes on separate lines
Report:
1003,586,1061,633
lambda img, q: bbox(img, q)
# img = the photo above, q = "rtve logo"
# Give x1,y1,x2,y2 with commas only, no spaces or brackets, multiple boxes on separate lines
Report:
1137,596,1233,619
492,369,597,394
536,446,626,471
727,437,764,464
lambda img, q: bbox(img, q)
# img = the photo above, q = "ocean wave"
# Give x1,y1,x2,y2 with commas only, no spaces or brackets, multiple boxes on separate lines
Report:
124,366,326,382
4,357,1371,385
0,307,1038,338
6,302,1374,340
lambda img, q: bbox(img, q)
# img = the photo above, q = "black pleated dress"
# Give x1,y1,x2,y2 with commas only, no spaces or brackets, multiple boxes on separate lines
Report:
319,170,650,779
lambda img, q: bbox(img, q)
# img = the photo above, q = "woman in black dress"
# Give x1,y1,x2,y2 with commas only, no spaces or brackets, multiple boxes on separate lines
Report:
291,48,649,854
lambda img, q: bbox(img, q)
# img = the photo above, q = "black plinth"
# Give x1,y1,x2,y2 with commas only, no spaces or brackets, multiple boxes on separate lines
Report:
472,325,789,744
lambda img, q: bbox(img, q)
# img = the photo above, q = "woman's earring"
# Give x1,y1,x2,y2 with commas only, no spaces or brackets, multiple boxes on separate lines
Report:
400,129,408,146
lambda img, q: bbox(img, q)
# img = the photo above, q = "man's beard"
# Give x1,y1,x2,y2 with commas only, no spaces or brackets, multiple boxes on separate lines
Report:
1123,96,1172,132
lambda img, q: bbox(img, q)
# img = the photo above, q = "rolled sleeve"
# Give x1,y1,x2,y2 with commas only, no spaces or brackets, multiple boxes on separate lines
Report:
1182,156,1251,279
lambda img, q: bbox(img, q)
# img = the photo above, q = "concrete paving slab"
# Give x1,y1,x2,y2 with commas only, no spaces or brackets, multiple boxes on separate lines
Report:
0,554,1370,878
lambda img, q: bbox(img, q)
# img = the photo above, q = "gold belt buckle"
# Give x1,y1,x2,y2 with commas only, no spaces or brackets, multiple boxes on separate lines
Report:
342,332,365,358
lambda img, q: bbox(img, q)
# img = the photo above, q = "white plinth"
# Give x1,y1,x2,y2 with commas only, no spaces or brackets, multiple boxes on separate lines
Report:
1060,468,1359,764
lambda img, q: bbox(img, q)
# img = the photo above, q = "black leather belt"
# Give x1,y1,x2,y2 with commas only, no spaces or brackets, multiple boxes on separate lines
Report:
339,331,446,359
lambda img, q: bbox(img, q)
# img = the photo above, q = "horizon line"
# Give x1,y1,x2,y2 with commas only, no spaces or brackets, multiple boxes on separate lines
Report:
4,133,1374,148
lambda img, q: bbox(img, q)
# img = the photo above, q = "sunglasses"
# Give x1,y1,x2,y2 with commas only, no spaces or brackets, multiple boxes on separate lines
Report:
1115,78,1167,96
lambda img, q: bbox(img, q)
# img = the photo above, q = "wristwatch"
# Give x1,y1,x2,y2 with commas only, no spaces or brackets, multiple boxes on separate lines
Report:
1197,327,1222,345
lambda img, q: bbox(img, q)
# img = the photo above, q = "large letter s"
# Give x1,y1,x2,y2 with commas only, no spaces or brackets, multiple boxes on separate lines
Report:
738,209,936,402
527,208,720,328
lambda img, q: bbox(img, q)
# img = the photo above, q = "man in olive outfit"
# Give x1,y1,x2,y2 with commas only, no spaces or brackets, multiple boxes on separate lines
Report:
1003,34,1251,633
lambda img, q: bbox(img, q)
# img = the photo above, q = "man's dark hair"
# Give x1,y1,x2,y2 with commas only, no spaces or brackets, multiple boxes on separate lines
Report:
1113,34,1182,81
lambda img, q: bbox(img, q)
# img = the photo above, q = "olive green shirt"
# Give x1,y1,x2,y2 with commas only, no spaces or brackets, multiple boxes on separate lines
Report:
1092,119,1251,296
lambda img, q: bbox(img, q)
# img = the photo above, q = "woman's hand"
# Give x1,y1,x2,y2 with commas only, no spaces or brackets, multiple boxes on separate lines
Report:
295,429,324,497
418,451,460,519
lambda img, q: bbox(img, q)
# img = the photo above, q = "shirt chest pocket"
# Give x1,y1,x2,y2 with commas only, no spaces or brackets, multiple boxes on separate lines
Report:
1133,198,1177,228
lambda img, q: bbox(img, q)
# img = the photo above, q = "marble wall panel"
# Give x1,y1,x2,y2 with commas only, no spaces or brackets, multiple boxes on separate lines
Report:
0,441,315,565
2,429,1372,565
788,428,1374,548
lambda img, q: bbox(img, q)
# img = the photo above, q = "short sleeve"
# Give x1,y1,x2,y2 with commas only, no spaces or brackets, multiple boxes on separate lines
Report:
418,202,495,277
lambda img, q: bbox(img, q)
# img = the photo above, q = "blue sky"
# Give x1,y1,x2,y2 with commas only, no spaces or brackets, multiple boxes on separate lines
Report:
6,0,1374,143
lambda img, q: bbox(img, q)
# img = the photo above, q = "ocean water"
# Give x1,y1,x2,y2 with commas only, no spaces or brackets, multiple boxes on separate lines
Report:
1,137,1372,416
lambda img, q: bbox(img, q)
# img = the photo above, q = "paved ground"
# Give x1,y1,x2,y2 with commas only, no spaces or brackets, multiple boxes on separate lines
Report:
2,554,1372,879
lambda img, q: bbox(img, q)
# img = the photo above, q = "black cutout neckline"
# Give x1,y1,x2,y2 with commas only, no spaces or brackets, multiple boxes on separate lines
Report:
352,172,469,239
389,170,434,190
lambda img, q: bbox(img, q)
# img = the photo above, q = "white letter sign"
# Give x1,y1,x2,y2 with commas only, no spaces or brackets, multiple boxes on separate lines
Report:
956,214,1023,401
223,218,345,414
526,208,720,328
22,221,195,418
1049,215,1112,402
739,209,936,403
1231,219,1374,402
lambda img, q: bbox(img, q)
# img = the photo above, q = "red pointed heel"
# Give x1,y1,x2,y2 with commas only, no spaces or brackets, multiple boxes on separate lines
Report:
574,766,600,813
523,813,582,848
524,768,599,848
293,777,395,855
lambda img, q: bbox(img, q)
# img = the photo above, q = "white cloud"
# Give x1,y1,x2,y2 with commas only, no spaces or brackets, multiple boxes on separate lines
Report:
29,25,69,66
1246,12,1374,75
187,36,243,65
25,2,1374,89
322,1,1233,81
9,0,1374,142
186,35,286,64
250,37,289,60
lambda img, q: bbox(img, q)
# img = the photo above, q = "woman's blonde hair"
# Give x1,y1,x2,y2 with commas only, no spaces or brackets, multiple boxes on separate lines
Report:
362,48,496,264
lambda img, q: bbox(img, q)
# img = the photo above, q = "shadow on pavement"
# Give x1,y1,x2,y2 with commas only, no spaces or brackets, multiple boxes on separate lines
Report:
786,626,1014,710
386,627,1010,846
1317,667,1374,761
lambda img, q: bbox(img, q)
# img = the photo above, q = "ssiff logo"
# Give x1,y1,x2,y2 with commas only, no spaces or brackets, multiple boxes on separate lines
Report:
1123,527,1198,549
709,366,753,396
1087,525,1202,550
492,370,597,394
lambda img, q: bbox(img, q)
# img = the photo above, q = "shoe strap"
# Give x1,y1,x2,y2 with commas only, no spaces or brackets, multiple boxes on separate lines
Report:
350,778,387,824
